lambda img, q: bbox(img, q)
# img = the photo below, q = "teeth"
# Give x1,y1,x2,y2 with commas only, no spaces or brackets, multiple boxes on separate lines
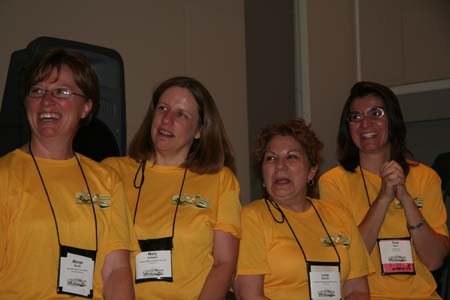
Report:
159,129,174,137
361,132,376,138
39,113,60,120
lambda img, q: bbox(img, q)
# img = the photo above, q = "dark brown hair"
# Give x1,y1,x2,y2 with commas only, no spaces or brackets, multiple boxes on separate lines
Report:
253,118,323,197
24,48,100,126
128,76,236,174
337,81,413,175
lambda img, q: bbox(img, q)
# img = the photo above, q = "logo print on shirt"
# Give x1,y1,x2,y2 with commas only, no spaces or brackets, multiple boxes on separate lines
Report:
321,233,350,247
171,193,210,208
75,192,112,208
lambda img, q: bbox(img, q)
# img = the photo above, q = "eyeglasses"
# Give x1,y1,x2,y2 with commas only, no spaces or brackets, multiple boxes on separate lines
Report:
347,107,385,123
28,86,87,100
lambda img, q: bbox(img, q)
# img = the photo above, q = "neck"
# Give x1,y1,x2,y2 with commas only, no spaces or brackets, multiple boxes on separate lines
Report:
154,152,188,167
24,138,74,160
359,151,390,175
274,195,310,213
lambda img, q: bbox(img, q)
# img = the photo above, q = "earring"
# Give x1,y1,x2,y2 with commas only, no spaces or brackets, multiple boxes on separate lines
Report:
262,183,266,188
307,179,315,186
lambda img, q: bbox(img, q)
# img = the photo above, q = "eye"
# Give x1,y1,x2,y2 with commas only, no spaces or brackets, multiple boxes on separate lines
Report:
54,88,72,97
370,107,384,118
348,113,363,122
29,86,45,97
264,154,276,162
157,104,167,111
176,111,189,119
287,153,299,160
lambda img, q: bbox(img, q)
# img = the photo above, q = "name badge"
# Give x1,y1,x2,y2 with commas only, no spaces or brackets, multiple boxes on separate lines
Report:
378,238,415,275
136,237,173,283
308,262,341,300
58,245,96,298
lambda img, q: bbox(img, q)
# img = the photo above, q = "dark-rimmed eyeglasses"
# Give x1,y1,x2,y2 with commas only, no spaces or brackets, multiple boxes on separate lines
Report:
347,107,385,123
28,86,87,100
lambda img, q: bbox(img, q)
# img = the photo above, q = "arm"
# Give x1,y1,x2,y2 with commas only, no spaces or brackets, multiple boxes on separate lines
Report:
235,274,269,300
358,161,403,252
102,249,135,300
343,276,370,300
198,230,239,300
396,184,450,270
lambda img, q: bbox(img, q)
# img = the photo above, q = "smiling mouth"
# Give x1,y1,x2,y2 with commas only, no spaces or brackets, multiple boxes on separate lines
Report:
361,132,377,139
39,113,61,121
158,128,174,137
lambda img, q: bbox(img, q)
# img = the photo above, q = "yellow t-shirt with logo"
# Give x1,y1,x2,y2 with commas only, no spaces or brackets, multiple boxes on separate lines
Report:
102,156,241,300
0,149,138,300
319,163,448,300
237,197,370,300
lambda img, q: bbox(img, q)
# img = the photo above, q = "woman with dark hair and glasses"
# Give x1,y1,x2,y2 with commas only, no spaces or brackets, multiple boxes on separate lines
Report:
0,48,137,299
319,81,450,299
235,118,370,300
102,76,241,300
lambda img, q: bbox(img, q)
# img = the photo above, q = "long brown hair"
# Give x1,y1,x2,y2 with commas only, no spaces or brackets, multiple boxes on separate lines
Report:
128,76,236,174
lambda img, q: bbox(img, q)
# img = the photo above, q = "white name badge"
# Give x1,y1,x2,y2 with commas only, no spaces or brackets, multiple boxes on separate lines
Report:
309,264,341,300
59,253,94,297
136,250,173,282
378,238,415,275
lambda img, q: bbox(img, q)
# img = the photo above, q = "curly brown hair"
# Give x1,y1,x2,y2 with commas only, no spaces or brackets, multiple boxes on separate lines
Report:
253,118,323,197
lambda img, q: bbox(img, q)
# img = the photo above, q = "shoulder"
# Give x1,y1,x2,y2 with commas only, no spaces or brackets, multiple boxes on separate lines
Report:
101,156,140,177
320,165,352,183
408,161,441,181
0,149,28,175
242,198,268,217
215,166,240,187
311,197,349,214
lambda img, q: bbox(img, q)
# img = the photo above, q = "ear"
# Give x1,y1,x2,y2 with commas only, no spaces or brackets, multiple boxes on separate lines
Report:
308,164,319,181
194,126,202,140
81,99,93,119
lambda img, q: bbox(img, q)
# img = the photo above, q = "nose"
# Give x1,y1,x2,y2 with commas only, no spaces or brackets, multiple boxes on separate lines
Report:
275,157,287,170
41,91,56,106
360,116,371,128
161,110,174,124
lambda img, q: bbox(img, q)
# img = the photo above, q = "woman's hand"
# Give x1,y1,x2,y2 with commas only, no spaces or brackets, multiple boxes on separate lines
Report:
379,161,404,204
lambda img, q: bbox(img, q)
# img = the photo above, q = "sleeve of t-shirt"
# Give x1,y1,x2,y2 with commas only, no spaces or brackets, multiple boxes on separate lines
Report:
420,168,448,237
345,207,374,280
319,172,349,209
237,205,271,275
102,169,139,255
215,167,241,238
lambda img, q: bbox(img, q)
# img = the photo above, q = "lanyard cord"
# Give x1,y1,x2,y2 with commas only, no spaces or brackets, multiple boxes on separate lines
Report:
264,197,341,264
133,159,147,224
29,144,98,251
359,165,372,208
133,160,188,239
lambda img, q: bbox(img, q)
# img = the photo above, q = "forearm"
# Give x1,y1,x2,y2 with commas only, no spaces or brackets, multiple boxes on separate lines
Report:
103,265,135,300
199,261,235,300
402,198,450,269
358,196,391,252
343,276,370,300
345,291,370,300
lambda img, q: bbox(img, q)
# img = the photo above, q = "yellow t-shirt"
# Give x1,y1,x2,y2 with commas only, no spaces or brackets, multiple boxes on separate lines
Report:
102,156,241,300
319,163,448,300
237,197,370,300
0,149,138,300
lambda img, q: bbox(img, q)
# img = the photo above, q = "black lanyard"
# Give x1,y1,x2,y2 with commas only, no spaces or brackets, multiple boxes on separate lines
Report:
264,197,341,264
29,144,98,251
133,160,188,239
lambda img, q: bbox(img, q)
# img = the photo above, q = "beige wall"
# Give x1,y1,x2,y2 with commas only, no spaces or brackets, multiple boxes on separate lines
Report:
0,0,250,200
301,0,450,173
